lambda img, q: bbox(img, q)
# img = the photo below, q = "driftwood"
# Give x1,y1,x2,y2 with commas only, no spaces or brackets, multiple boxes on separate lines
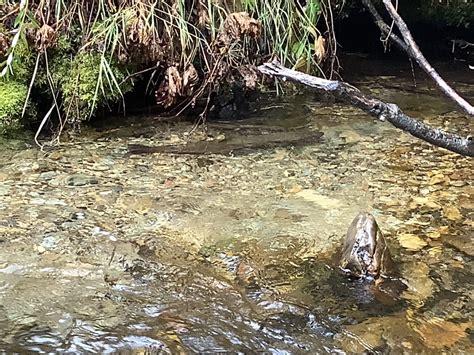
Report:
363,0,474,116
258,61,473,157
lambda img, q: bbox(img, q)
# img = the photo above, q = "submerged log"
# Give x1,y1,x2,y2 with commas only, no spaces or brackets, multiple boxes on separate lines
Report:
258,61,473,157
127,129,323,156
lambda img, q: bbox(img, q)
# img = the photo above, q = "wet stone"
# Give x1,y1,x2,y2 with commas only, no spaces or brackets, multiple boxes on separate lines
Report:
444,234,474,257
47,151,63,160
69,211,87,221
40,235,59,250
0,185,11,196
65,174,99,186
39,171,58,181
30,197,67,206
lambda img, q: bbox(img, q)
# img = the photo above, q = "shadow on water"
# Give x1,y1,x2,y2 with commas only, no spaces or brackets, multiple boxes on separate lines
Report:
0,57,472,353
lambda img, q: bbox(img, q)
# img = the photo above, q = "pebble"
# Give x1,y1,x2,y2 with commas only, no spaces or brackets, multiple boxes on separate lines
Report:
40,171,57,181
0,185,11,196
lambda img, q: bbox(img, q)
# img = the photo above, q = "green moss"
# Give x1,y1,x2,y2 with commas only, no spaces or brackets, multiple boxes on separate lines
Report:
0,28,36,82
3,30,134,129
54,52,133,123
33,34,76,88
11,38,35,81
56,33,75,53
0,79,33,134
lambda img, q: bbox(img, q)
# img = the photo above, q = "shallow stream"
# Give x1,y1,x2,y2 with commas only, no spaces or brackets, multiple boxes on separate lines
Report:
0,59,472,353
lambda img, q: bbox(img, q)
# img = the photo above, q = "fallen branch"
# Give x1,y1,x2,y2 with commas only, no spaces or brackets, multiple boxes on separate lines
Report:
258,61,473,157
363,0,473,116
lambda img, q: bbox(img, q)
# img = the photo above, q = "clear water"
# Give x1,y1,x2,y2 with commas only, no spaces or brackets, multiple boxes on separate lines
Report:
0,58,472,353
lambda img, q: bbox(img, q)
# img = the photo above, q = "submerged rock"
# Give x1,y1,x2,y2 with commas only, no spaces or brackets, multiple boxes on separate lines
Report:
65,174,99,186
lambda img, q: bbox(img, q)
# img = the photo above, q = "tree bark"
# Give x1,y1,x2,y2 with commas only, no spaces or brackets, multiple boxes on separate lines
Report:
363,0,474,116
258,61,473,157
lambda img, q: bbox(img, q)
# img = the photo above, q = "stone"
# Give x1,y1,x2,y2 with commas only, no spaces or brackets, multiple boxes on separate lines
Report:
65,174,99,187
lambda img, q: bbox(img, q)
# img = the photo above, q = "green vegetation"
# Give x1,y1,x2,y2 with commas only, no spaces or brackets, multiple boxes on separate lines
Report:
0,26,36,133
402,0,474,28
244,0,325,73
0,0,469,137
0,80,29,133
55,52,133,123
0,0,332,137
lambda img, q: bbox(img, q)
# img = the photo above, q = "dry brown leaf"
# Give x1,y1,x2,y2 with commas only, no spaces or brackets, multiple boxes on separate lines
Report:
448,259,464,268
428,174,446,185
314,35,326,63
438,225,450,233
444,234,474,256
449,167,471,180
463,219,474,227
155,66,183,108
0,33,9,56
238,65,258,89
182,64,199,96
414,318,470,349
402,262,434,306
427,246,442,257
296,190,342,209
426,230,441,239
425,200,442,210
35,24,57,51
129,15,151,45
168,66,182,97
339,313,413,353
230,12,260,37
218,12,260,46
288,184,302,194
409,196,441,211
196,1,210,29
339,130,362,143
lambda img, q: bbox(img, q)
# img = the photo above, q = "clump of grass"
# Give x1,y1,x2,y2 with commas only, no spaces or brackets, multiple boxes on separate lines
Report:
244,0,326,73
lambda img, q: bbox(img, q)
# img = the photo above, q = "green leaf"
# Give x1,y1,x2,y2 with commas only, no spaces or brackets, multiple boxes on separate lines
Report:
292,40,306,60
